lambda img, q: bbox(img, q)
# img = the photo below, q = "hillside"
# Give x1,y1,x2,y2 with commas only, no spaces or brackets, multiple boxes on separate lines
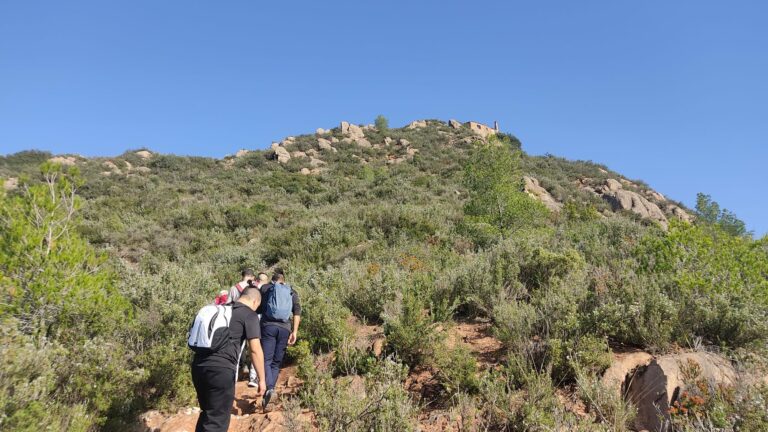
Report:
1,119,766,431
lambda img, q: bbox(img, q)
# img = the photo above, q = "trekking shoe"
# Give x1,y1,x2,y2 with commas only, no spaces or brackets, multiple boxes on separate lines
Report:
262,389,274,410
247,379,259,388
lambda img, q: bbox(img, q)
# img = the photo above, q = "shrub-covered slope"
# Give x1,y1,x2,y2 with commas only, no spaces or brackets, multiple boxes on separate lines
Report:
1,119,766,431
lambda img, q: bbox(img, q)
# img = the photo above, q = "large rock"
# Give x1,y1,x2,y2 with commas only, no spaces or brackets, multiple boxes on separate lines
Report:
103,160,122,174
135,150,153,159
316,127,326,135
599,180,667,226
667,204,694,223
271,143,291,163
235,149,250,158
48,156,77,166
340,121,365,139
448,119,462,129
407,120,427,129
317,138,334,151
601,350,653,397
2,177,18,191
523,176,563,212
626,352,737,432
464,121,496,138
355,138,372,148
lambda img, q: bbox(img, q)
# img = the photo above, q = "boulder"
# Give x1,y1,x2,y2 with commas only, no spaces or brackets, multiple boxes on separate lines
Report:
605,178,623,192
407,120,427,129
355,138,372,148
599,180,667,226
317,138,334,151
300,168,311,175
523,176,563,212
330,137,340,143
305,148,319,157
235,149,250,158
646,190,666,202
271,143,291,163
667,205,694,223
103,161,122,174
340,121,365,139
399,139,410,147
3,177,18,191
291,151,307,158
626,352,737,432
449,119,462,129
600,350,653,397
384,137,393,146
135,166,151,174
316,127,326,135
135,150,153,159
309,157,325,168
124,161,133,170
48,156,77,166
406,147,419,157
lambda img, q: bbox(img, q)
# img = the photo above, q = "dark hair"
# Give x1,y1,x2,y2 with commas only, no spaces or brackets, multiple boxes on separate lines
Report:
242,268,255,278
271,268,285,282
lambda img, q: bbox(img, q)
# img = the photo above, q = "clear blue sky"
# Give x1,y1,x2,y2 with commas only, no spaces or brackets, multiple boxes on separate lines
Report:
1,1,766,236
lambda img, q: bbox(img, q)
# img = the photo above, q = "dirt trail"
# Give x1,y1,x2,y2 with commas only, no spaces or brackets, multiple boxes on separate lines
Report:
139,319,507,431
140,365,315,432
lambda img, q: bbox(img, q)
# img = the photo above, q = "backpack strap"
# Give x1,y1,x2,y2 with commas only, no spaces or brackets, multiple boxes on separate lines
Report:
236,282,246,293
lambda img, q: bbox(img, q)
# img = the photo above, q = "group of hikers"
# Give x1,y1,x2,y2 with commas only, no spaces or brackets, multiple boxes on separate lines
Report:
188,268,301,432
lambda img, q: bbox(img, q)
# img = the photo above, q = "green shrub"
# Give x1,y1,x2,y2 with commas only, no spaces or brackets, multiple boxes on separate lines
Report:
382,288,441,368
435,344,480,396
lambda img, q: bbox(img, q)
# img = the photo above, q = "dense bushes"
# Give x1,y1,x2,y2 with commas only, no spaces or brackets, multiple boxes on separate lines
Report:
1,119,765,431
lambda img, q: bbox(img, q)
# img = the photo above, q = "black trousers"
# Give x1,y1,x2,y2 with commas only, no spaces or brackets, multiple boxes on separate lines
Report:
191,365,235,432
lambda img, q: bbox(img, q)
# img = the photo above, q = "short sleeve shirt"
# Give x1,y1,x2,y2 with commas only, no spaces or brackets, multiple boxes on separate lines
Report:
192,302,261,369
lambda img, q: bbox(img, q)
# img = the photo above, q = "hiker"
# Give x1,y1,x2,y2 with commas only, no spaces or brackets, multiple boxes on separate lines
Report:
258,268,301,408
191,286,266,432
245,272,270,388
227,268,256,305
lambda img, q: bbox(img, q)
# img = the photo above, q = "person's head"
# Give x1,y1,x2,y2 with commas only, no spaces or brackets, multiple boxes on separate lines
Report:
238,286,262,311
257,272,269,286
272,268,285,283
241,268,255,282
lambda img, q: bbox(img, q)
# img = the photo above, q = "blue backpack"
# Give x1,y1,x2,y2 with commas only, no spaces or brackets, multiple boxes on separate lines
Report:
264,283,293,322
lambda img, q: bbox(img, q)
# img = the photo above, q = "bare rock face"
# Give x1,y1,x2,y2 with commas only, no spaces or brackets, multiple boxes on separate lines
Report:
627,352,737,432
465,121,496,138
601,350,653,397
598,180,668,226
407,120,427,129
135,150,153,159
271,143,291,163
449,119,462,129
2,177,18,191
667,204,694,223
103,161,122,175
48,156,78,166
523,176,563,212
340,121,365,140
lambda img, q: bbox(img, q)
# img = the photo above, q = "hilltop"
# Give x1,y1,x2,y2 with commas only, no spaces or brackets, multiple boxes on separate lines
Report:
1,119,766,431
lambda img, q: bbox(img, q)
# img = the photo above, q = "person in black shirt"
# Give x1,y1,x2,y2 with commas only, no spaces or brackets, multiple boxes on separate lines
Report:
191,287,266,432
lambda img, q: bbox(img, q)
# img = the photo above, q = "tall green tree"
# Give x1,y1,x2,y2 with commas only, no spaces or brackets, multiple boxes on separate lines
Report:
0,163,136,430
463,138,548,235
694,192,749,237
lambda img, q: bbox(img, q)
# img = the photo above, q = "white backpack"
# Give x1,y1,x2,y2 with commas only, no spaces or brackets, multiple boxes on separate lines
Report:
188,304,232,354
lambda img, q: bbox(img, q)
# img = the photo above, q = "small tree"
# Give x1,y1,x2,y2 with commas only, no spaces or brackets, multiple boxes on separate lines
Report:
463,138,548,235
375,115,389,133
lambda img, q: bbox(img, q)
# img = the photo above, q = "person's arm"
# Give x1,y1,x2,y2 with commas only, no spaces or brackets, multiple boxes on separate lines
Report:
288,316,301,345
248,338,267,395
288,290,301,345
